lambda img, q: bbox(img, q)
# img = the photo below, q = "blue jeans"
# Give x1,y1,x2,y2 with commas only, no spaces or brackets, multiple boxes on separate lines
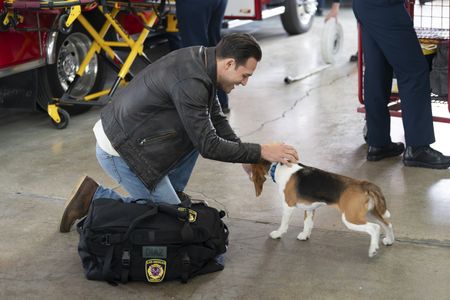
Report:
93,144,199,205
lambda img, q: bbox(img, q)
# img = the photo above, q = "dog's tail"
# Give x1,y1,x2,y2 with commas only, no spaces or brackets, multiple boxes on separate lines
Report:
362,181,390,224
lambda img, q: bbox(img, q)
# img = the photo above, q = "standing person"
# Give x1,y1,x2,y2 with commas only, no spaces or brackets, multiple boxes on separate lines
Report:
334,0,450,169
60,33,299,233
176,0,230,113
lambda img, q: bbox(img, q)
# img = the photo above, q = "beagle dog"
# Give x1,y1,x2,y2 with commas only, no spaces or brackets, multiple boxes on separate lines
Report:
251,160,394,257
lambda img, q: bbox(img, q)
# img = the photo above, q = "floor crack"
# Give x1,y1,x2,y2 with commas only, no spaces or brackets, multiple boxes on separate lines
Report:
4,191,64,202
241,66,355,138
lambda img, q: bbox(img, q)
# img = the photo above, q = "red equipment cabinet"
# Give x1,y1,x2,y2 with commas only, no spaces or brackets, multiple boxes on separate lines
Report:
356,0,450,124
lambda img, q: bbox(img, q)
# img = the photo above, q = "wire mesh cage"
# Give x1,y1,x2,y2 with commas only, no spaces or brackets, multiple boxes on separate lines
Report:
413,0,450,40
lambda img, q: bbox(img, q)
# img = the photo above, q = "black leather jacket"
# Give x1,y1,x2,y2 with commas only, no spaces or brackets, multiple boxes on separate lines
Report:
101,46,261,189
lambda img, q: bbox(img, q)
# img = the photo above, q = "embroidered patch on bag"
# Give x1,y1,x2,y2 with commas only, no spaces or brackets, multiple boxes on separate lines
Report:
177,207,197,223
145,259,166,283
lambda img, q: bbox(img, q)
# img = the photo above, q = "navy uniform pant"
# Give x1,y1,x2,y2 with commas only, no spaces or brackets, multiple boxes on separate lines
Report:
176,0,229,109
353,0,435,147
176,0,227,47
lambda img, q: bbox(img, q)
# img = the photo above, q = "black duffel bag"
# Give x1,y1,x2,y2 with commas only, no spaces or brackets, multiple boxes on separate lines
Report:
77,198,229,284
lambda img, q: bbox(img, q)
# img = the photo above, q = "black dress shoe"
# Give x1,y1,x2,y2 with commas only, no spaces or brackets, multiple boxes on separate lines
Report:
403,146,450,169
367,142,405,161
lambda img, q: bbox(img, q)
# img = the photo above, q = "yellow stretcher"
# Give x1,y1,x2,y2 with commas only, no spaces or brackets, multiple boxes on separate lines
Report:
3,0,176,129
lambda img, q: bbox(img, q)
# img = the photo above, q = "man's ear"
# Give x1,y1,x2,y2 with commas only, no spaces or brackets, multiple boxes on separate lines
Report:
224,58,235,70
251,164,266,197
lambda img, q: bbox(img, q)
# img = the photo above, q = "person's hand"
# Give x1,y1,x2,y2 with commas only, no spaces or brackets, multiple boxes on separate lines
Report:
261,143,299,166
242,163,252,180
325,2,340,22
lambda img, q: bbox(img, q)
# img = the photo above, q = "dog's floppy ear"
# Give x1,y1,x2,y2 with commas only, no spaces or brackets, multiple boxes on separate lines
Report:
251,163,267,197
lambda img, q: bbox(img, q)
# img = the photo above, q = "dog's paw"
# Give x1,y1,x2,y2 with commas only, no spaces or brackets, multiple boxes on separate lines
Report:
382,237,394,246
368,244,379,258
297,232,310,241
368,249,378,258
269,231,283,239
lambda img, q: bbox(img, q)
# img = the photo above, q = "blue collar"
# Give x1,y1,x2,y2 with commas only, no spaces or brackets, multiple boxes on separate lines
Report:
270,163,278,183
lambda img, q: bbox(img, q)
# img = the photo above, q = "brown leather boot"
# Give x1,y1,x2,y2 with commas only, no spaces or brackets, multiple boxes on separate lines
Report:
59,176,98,233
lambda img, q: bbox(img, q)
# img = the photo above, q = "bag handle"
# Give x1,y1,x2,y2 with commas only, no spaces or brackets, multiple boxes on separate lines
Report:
122,205,159,241
158,203,194,243
122,202,194,243
158,203,188,219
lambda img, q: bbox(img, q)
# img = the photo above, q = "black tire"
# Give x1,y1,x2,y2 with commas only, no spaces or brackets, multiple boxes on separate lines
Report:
51,108,70,129
280,0,316,35
37,10,112,115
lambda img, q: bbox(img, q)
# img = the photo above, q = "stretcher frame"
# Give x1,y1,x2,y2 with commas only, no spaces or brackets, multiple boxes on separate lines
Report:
356,0,450,124
2,0,175,128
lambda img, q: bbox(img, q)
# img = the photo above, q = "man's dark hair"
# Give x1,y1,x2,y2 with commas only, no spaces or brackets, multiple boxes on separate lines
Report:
216,33,262,67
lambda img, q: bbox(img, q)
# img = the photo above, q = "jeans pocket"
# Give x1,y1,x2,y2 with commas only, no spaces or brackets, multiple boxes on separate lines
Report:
109,157,123,184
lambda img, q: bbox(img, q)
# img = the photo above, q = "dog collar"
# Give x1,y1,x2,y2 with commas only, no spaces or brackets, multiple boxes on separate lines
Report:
270,163,278,183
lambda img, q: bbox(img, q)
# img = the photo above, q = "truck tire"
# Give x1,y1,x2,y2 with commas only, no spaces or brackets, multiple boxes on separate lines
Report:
37,10,111,114
280,0,317,35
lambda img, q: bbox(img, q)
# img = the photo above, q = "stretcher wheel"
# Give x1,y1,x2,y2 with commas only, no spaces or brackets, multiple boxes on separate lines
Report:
51,108,70,129
58,14,73,34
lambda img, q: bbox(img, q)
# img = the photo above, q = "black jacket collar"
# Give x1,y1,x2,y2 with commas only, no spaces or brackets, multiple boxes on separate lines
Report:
204,46,217,87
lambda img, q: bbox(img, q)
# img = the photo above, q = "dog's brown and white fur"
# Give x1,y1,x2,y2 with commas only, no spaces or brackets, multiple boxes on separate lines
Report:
251,160,394,257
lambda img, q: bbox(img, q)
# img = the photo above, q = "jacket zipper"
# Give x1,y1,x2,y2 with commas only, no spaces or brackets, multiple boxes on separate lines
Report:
139,132,176,146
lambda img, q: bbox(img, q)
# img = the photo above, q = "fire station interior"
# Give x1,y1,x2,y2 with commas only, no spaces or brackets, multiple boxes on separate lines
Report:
1,4,450,300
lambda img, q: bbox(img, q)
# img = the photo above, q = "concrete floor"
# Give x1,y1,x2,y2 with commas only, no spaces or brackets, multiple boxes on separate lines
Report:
1,8,450,300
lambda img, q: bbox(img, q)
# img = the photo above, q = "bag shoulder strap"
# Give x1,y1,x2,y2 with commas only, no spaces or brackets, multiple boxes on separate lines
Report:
123,205,158,241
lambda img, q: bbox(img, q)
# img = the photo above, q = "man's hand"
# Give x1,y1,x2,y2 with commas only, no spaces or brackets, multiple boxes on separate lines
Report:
261,143,299,166
325,2,340,22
